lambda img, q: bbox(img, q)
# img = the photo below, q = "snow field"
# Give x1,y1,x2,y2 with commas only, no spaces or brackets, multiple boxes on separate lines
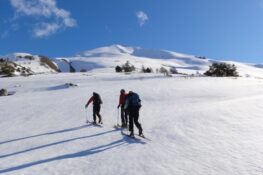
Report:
0,73,263,174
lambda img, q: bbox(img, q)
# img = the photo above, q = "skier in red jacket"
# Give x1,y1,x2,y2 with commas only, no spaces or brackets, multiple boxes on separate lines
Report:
117,89,128,128
85,92,103,124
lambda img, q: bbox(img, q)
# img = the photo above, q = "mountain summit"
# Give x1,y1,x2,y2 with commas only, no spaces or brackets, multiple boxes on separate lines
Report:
53,45,263,77
1,45,263,77
78,44,195,60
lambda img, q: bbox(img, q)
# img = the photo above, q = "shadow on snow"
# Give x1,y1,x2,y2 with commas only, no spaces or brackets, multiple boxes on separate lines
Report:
0,125,90,145
0,128,146,174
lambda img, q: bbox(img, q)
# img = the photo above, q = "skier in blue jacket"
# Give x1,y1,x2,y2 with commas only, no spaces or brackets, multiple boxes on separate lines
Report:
124,91,143,137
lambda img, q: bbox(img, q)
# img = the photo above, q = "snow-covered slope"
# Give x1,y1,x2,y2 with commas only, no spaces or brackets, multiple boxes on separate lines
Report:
1,45,263,174
54,45,263,78
1,72,263,175
2,53,59,76
2,45,263,77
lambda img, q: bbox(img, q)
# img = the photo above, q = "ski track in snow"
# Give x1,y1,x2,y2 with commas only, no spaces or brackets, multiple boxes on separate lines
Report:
1,73,263,175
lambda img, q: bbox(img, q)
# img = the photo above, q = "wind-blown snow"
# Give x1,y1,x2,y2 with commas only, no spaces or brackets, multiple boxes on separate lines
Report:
1,72,263,175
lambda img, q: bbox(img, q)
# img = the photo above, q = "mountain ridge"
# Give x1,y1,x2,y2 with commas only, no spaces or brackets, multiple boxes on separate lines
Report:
1,44,263,77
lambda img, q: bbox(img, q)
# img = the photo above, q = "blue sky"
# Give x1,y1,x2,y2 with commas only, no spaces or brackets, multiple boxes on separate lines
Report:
1,0,263,63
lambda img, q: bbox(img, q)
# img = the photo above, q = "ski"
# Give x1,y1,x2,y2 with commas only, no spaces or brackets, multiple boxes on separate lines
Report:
121,130,141,140
113,124,121,129
136,134,151,141
86,120,91,124
113,123,129,128
119,128,150,140
86,120,102,127
93,121,103,126
113,124,128,129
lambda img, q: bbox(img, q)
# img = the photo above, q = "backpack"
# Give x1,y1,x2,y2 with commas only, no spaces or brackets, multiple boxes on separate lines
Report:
93,93,102,105
129,93,141,107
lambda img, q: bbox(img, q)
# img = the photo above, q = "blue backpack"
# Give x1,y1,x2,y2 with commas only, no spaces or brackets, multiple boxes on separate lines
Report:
130,93,141,107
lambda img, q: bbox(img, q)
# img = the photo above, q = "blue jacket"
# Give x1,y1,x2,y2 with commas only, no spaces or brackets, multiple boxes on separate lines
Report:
124,92,141,110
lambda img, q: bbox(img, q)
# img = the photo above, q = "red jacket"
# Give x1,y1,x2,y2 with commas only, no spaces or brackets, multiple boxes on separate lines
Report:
119,93,127,105
86,96,94,106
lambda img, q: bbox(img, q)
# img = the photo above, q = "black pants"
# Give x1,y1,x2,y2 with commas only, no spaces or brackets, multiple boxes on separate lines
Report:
93,105,102,122
128,106,142,133
121,105,128,125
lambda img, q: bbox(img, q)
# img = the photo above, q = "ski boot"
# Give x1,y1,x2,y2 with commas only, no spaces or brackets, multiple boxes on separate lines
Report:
121,123,127,128
139,129,144,137
98,117,103,124
129,131,135,138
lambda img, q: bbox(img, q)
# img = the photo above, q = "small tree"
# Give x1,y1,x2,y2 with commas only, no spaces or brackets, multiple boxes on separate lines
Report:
141,65,146,73
122,61,135,72
115,65,122,72
24,55,34,60
145,67,152,73
160,67,168,74
141,65,153,73
159,66,170,76
170,67,178,74
204,63,238,77
0,64,15,76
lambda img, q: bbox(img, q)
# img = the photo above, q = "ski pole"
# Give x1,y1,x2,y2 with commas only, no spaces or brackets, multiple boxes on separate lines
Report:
85,108,89,123
117,108,120,127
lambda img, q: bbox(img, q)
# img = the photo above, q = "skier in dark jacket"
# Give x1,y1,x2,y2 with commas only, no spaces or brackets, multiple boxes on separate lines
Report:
85,92,103,124
117,89,128,128
124,91,143,137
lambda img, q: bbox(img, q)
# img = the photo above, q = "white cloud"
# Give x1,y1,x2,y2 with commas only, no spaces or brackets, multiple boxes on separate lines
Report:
10,0,76,38
136,11,149,26
33,23,60,38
